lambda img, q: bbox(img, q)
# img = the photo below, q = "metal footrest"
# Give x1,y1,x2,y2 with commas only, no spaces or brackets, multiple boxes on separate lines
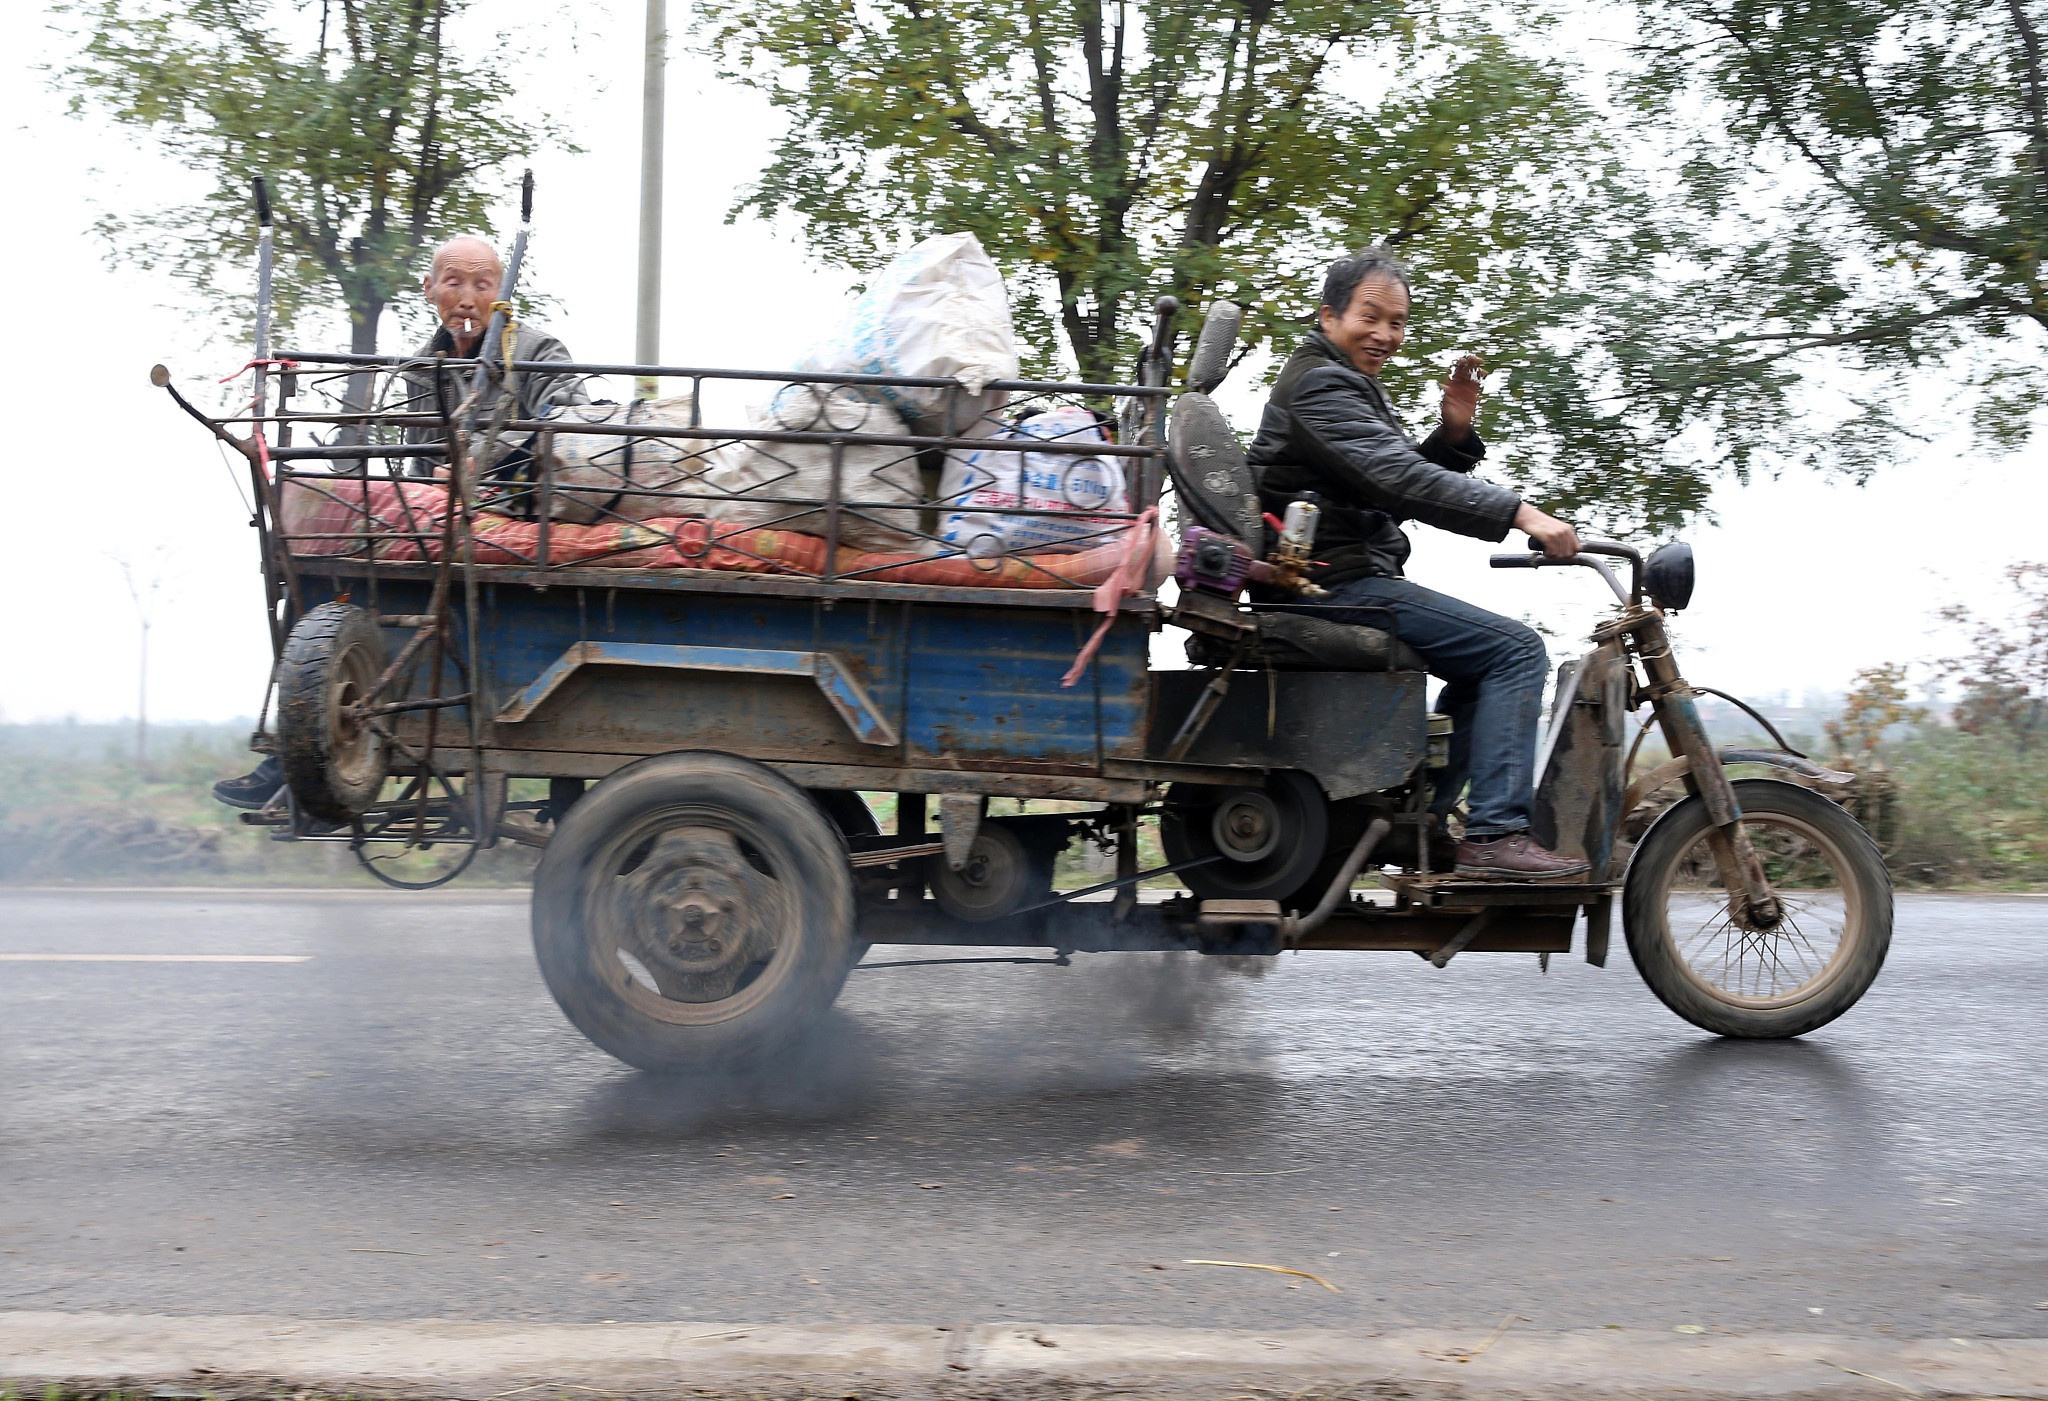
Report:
1387,874,1615,908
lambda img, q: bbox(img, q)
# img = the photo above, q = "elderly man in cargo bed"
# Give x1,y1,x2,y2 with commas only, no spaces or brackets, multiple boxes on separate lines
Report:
213,234,585,811
1250,247,1588,880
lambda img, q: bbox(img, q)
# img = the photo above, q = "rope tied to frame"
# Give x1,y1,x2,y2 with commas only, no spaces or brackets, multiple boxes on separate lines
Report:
216,357,303,482
1060,505,1159,688
490,299,519,372
216,357,301,384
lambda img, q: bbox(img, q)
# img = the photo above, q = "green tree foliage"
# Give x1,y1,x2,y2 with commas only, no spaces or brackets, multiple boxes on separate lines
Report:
1624,0,2048,481
700,0,1716,530
53,0,569,355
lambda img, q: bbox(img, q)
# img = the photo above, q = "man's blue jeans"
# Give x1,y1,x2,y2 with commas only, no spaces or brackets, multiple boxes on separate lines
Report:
1304,575,1550,837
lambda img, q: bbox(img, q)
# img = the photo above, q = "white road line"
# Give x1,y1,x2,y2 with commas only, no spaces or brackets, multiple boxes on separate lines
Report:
0,954,311,963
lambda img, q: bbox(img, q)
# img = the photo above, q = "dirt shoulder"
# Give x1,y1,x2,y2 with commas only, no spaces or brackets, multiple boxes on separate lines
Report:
3,1311,2045,1401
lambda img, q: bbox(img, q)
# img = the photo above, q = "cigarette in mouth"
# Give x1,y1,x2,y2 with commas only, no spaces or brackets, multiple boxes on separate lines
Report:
463,317,475,335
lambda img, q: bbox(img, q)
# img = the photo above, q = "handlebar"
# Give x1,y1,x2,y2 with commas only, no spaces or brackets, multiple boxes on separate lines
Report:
1490,538,1644,606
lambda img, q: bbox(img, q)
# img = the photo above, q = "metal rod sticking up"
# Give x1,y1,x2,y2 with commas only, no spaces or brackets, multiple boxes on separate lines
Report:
252,176,275,424
463,169,534,433
635,0,667,401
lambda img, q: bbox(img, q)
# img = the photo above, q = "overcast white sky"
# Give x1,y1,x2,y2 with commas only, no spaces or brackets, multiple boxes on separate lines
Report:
0,0,2039,725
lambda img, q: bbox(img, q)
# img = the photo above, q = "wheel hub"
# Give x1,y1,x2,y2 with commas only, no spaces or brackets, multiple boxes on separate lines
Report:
611,826,781,1002
930,824,1044,921
1210,790,1282,863
327,643,383,788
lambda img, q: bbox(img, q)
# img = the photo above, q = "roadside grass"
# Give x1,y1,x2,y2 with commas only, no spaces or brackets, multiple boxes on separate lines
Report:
0,723,535,888
1882,724,2048,888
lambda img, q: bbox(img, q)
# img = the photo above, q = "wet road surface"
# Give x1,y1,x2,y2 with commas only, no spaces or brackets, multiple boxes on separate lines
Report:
1,889,2043,1337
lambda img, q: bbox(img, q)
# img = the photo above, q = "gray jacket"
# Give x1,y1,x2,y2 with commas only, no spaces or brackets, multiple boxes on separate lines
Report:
402,322,586,473
1249,330,1520,584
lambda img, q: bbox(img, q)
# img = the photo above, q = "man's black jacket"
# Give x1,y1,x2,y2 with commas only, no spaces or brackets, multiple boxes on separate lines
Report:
1248,330,1521,585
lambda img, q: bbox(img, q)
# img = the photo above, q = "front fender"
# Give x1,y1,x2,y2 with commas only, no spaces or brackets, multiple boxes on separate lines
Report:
1622,748,1852,816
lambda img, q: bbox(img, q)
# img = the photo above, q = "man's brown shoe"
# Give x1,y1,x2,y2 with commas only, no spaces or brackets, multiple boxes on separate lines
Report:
1454,832,1590,880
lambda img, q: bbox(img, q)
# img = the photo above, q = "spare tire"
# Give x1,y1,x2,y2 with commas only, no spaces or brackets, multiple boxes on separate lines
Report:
276,602,390,823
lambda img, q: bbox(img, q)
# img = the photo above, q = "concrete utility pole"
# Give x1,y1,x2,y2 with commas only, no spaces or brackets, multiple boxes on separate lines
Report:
112,555,161,772
635,0,667,400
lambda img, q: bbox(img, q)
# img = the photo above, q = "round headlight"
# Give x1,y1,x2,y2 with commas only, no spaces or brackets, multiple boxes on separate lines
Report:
1646,542,1695,611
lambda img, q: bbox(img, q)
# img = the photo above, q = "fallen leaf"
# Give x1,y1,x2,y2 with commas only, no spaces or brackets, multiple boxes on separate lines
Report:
1094,1138,1144,1157
1675,1325,1706,1335
772,1193,796,1201
1817,1360,1919,1394
1183,1259,1340,1293
918,1182,945,1190
1420,1313,1521,1362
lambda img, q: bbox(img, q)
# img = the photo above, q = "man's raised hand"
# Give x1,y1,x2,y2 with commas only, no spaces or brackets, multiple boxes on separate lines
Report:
1441,354,1485,441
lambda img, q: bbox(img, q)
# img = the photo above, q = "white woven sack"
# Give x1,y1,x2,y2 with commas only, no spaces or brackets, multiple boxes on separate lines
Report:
698,386,927,552
795,233,1020,421
935,405,1129,558
508,393,716,524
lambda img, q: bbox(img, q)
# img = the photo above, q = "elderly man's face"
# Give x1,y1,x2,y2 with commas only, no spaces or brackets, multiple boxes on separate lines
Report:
423,238,504,349
1318,274,1409,378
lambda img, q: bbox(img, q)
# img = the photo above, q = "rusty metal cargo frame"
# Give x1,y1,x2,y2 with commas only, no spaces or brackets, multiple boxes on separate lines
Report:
218,337,1197,825
255,352,1170,598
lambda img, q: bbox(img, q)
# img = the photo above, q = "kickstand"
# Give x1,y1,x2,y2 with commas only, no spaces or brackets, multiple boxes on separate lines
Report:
1425,908,1496,968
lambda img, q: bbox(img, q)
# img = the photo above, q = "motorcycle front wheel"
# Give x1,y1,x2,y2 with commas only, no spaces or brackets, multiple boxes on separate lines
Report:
1624,778,1892,1039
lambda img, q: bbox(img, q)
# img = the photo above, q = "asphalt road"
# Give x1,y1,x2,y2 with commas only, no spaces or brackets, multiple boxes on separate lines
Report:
1,888,2043,1339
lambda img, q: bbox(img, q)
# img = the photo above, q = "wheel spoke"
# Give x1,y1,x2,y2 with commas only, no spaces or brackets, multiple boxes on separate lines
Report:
1665,814,1859,1006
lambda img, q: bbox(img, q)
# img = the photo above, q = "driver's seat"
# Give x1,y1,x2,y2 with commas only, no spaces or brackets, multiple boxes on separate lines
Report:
1167,301,1423,674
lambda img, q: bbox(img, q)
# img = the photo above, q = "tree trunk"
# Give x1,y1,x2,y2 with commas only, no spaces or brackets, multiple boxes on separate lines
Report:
340,299,385,452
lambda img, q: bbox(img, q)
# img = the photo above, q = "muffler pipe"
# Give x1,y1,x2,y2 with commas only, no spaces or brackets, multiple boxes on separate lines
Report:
1283,817,1390,944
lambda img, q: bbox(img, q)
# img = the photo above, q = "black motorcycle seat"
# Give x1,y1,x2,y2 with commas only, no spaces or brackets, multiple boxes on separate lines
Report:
1184,609,1428,672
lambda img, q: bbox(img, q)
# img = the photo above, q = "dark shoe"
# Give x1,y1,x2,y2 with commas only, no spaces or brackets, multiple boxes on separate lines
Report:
1455,832,1590,880
213,755,283,810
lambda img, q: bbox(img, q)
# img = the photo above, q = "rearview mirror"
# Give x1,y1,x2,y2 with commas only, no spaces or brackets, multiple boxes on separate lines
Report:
1186,300,1243,395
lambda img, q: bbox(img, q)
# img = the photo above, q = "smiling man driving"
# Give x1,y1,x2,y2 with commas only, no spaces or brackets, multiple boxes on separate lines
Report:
1249,246,1588,879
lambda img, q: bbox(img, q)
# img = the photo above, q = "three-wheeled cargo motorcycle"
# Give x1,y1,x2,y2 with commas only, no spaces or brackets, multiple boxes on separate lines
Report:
160,182,1890,1072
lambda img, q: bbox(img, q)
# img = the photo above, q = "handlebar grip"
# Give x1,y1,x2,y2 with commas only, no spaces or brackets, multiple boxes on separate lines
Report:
1490,553,1540,569
520,169,535,223
252,176,272,227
